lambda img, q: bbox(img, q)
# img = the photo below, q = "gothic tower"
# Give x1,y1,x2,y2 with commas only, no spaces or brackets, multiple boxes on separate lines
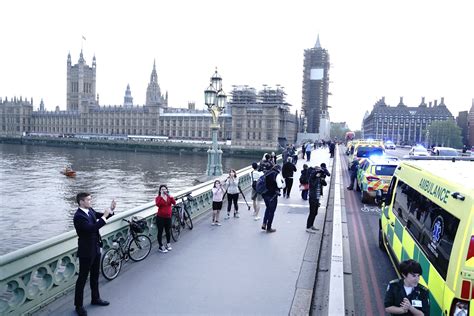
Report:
66,51,97,112
145,60,165,107
301,35,330,134
124,84,133,108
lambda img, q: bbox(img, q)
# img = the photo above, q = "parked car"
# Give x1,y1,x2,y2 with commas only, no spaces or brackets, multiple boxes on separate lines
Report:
408,145,430,157
431,147,459,157
384,140,396,150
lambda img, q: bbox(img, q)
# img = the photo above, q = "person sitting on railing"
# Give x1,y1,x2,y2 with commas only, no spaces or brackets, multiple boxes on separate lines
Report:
155,184,176,253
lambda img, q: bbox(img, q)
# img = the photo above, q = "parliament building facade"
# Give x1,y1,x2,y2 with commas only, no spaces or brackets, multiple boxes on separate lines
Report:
0,51,296,150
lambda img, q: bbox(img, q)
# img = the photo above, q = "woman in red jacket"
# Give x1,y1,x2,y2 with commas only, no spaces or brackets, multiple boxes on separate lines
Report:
155,184,176,253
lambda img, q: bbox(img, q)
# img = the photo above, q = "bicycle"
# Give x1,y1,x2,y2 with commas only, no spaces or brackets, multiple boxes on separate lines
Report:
170,193,194,242
101,216,152,280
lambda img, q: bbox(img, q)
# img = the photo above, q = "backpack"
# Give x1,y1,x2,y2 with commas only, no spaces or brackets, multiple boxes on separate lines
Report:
255,172,269,195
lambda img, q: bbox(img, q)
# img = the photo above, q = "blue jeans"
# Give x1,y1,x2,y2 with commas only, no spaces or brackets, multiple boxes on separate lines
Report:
306,151,311,161
262,193,278,230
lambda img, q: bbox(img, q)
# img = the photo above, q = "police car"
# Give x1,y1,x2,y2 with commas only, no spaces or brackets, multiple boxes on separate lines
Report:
379,158,474,315
347,139,385,169
356,156,399,204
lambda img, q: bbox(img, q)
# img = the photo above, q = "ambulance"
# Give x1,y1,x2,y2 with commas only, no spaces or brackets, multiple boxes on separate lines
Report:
379,158,474,315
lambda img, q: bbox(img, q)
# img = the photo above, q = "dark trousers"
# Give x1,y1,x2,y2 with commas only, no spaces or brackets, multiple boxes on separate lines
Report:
227,193,239,213
156,216,171,247
307,200,320,228
283,178,293,197
348,173,356,189
306,151,311,161
75,254,101,307
263,194,278,230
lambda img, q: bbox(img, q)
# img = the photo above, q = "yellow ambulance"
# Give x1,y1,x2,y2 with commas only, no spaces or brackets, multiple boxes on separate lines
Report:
379,158,474,315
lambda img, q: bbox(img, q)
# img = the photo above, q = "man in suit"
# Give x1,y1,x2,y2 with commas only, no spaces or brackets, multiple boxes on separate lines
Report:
73,192,115,316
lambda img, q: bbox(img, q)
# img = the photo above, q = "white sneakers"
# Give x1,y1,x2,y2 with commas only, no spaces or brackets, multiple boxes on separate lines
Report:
166,243,172,251
306,227,318,233
158,246,168,253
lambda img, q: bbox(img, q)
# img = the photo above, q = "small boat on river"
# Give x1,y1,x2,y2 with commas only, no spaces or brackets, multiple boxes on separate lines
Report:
60,168,76,177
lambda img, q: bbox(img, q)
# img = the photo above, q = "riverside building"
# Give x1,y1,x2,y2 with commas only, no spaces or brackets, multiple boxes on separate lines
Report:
0,51,297,151
362,96,454,145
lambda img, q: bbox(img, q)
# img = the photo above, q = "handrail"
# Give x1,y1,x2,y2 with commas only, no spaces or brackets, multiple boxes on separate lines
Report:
0,158,272,315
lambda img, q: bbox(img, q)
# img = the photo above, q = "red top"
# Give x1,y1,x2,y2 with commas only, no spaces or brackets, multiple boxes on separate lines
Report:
155,195,176,218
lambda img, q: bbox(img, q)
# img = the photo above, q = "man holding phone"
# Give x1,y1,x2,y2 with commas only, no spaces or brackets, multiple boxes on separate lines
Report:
73,192,115,316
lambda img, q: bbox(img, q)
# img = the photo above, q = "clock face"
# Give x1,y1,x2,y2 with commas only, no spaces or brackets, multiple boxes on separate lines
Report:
310,68,324,80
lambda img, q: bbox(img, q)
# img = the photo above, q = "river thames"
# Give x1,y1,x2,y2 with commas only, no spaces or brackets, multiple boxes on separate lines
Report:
0,143,256,255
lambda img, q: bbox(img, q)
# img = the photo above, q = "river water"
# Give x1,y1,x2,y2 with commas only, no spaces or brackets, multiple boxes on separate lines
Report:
0,143,255,255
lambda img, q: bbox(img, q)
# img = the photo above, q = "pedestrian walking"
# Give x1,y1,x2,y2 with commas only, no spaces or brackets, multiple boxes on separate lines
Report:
319,162,331,196
329,141,335,158
250,162,264,220
155,184,176,253
347,160,359,190
259,153,274,171
224,169,240,219
211,180,224,226
306,167,327,233
261,164,284,233
73,192,115,316
305,142,312,161
300,164,310,200
301,143,306,159
282,157,297,198
384,259,430,315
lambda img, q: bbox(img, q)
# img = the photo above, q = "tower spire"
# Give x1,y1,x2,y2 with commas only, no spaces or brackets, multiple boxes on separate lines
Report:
315,34,321,49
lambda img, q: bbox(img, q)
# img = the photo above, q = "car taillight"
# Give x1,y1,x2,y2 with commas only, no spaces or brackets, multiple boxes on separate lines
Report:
466,236,474,261
451,299,469,315
367,176,380,182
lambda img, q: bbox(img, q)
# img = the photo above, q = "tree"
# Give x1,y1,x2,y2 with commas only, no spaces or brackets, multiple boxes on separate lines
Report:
428,120,463,149
330,123,350,141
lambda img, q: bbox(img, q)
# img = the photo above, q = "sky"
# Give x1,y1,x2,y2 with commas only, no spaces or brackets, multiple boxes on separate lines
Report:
1,0,473,131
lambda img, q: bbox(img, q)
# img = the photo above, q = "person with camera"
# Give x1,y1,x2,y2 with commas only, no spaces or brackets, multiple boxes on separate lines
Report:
261,164,284,233
155,184,176,253
306,167,327,233
384,259,430,315
224,169,240,219
73,192,115,316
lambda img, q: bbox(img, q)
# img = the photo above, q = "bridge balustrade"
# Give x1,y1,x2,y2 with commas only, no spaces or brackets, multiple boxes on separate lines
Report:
0,161,260,315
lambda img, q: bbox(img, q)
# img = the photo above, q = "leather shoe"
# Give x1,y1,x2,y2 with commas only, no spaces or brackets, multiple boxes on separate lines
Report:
266,228,276,233
91,299,110,306
75,306,88,316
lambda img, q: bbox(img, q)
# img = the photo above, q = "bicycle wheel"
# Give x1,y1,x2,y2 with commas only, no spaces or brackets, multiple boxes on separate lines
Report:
170,213,181,242
183,208,193,230
128,234,152,262
101,248,122,280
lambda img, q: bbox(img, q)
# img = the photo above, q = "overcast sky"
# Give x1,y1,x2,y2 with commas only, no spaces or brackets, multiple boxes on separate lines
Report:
1,0,473,130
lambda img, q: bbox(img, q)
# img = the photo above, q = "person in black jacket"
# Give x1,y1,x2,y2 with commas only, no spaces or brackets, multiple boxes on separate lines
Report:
73,192,115,316
261,164,283,233
282,157,297,198
384,259,430,315
299,164,310,200
306,167,327,232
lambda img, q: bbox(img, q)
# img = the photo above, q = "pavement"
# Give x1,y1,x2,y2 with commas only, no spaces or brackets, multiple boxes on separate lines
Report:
35,148,333,316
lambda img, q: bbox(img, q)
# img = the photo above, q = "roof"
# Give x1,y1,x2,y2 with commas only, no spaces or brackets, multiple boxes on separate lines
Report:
402,160,474,191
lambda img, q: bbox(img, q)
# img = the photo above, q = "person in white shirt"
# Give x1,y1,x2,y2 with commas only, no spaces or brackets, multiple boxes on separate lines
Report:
211,180,225,226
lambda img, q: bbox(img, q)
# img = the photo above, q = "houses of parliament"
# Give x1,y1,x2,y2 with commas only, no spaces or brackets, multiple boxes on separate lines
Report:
0,51,297,150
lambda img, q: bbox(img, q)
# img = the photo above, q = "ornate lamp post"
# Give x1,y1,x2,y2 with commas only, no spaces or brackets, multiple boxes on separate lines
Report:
204,69,227,176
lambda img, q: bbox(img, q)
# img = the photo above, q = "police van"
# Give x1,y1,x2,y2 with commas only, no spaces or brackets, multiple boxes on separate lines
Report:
378,158,474,315
347,139,385,169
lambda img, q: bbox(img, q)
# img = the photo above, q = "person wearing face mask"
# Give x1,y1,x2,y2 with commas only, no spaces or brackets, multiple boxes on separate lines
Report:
224,169,240,219
384,259,430,315
155,184,176,253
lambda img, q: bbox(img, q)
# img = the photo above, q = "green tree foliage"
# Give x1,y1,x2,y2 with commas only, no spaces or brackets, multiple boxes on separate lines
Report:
330,124,350,141
428,120,463,148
